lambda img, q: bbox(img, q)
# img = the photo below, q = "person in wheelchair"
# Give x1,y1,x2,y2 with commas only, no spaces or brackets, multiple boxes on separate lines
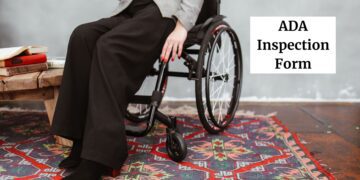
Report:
50,0,204,179
50,0,243,179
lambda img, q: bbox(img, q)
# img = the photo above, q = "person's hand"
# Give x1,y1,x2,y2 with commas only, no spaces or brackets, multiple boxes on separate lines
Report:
161,21,188,63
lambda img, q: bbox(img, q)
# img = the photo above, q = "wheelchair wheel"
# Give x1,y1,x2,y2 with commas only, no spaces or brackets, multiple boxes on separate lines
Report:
166,130,187,162
195,21,243,134
126,63,168,123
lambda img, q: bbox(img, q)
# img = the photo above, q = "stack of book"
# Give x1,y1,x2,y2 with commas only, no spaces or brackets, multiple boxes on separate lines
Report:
47,57,66,69
0,46,49,76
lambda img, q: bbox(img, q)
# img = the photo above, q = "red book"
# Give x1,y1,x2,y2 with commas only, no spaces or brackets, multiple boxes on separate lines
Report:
0,53,47,67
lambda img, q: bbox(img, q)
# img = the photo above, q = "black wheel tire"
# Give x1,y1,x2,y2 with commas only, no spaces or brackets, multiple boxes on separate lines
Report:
195,20,243,134
125,64,169,123
166,131,187,162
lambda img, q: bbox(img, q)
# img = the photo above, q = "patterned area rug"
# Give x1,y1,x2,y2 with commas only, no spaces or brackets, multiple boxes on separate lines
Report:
0,109,334,179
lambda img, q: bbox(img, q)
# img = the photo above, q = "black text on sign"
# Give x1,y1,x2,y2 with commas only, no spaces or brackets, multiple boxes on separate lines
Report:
250,17,336,74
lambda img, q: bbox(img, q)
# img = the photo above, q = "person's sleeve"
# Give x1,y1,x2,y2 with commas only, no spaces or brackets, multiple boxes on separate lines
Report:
172,0,204,31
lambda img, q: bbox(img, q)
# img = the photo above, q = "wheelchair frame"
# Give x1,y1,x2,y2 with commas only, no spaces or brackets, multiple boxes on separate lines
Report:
123,0,243,163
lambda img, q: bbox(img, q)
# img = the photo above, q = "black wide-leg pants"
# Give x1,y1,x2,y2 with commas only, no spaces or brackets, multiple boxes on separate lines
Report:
50,0,176,169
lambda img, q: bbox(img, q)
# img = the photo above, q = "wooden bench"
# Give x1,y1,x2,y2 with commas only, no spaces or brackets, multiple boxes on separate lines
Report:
0,69,72,147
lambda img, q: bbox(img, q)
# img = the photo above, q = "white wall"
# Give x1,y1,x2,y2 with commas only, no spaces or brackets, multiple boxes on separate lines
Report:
0,0,359,101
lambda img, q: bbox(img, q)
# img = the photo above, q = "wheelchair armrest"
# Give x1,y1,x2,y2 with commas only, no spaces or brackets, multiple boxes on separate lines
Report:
200,15,225,31
185,15,226,47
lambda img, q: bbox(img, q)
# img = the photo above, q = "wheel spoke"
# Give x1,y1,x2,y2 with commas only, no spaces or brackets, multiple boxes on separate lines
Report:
208,30,237,125
199,27,241,131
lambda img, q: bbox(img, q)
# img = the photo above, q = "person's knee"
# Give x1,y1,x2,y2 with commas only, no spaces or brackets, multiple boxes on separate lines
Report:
95,35,112,56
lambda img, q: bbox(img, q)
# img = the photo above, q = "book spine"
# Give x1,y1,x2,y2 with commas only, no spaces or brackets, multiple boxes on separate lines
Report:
0,62,48,76
1,54,47,68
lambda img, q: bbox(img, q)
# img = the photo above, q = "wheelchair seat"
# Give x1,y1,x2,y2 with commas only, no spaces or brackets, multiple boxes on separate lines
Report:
185,0,224,47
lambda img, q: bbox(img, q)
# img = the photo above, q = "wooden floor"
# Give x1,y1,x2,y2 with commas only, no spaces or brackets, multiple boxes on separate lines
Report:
238,102,360,179
162,101,360,179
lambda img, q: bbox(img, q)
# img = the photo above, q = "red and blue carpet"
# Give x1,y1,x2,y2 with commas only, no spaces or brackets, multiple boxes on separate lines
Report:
0,108,334,179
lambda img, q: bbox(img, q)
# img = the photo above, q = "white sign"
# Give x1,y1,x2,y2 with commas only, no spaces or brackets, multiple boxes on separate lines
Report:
250,17,336,74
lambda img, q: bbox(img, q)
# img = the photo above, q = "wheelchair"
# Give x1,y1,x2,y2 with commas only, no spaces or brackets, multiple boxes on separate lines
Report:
125,0,243,162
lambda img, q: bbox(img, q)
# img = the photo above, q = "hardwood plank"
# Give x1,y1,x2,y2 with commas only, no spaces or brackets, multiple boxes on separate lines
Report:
0,78,4,92
239,103,327,133
1,72,41,92
44,87,59,125
38,69,63,88
42,87,72,147
298,133,360,179
0,88,54,100
301,103,360,146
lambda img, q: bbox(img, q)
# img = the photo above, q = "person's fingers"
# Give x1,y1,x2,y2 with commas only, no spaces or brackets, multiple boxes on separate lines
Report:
171,42,178,62
161,40,169,62
164,40,173,62
178,41,184,58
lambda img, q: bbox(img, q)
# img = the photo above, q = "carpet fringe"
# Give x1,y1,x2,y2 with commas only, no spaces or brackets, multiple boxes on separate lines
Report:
159,105,278,118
